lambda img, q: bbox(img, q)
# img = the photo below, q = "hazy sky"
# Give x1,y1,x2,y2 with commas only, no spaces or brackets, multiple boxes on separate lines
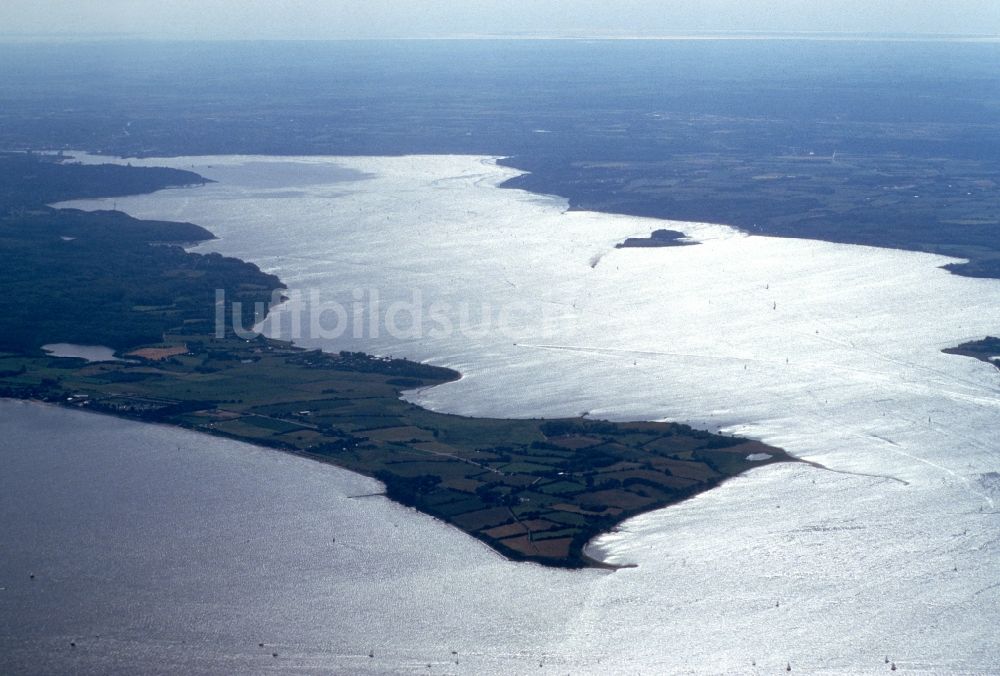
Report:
2,0,999,39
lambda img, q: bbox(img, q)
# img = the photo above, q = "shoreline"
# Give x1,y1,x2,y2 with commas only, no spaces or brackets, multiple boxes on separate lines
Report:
1,329,797,570
0,150,805,569
60,149,992,282
0,395,784,571
11,152,996,570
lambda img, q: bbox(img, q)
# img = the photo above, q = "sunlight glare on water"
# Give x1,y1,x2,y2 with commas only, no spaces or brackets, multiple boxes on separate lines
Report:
50,153,1000,673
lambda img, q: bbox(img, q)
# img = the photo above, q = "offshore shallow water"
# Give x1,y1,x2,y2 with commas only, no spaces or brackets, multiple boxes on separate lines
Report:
31,154,1000,672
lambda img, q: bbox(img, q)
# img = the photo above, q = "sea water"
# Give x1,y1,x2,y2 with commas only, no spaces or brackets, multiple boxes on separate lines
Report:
36,153,1000,672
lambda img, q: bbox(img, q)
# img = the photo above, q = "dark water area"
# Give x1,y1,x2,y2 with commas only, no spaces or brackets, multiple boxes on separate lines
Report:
0,400,582,675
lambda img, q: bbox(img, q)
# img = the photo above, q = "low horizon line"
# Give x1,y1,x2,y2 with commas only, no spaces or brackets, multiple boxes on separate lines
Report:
2,30,1000,44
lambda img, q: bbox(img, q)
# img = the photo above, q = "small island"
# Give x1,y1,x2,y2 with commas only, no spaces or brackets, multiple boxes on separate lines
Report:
615,228,694,249
943,337,1000,372
0,153,794,568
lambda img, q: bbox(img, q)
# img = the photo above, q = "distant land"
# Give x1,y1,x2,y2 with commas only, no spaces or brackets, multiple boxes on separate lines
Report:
0,152,278,352
0,40,997,276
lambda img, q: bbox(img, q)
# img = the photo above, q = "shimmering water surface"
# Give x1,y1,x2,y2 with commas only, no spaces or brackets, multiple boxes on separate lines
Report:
41,343,120,362
20,153,1000,672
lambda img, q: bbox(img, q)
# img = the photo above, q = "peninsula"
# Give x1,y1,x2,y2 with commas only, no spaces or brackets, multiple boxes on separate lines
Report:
0,153,793,568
